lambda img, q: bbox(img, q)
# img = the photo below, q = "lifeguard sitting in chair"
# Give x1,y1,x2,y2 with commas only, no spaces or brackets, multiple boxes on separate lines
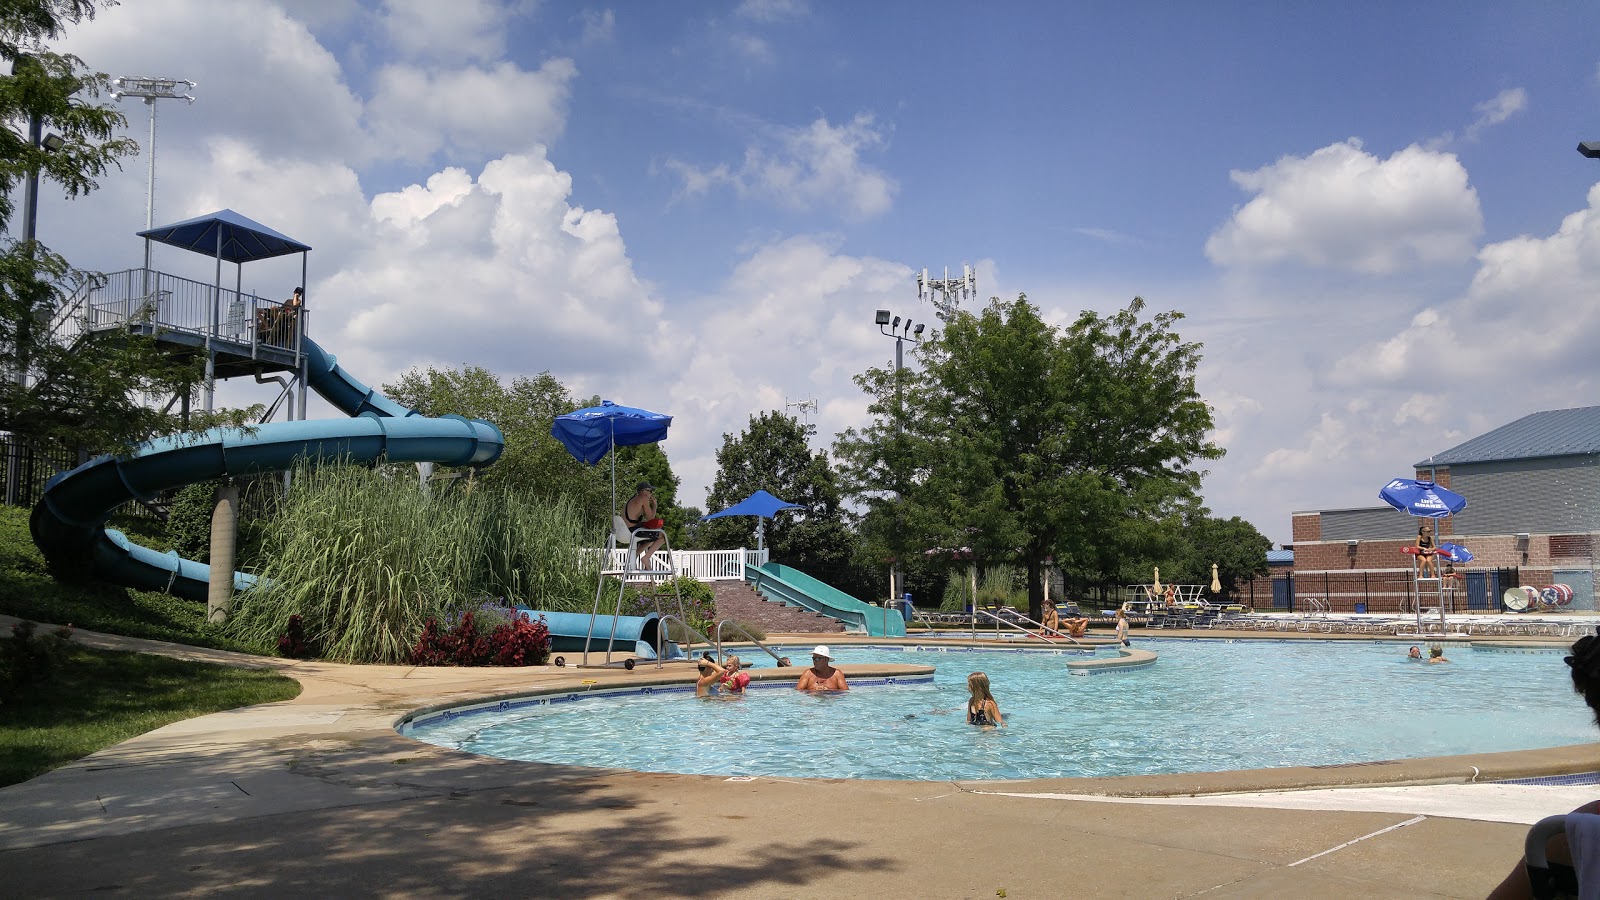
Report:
622,481,666,569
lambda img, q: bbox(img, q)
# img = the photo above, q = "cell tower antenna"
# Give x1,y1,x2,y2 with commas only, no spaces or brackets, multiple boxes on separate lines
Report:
785,396,819,431
918,263,975,322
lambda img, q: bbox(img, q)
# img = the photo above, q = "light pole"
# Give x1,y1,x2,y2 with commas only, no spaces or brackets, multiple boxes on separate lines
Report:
110,76,195,274
6,55,64,506
874,309,925,605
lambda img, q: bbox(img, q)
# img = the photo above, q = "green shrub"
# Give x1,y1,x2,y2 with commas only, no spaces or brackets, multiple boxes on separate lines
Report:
622,576,717,640
223,465,596,664
0,620,74,704
165,481,218,561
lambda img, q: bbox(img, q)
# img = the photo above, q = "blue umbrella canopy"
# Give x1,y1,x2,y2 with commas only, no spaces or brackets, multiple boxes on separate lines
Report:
551,400,672,465
703,490,802,521
1378,478,1466,518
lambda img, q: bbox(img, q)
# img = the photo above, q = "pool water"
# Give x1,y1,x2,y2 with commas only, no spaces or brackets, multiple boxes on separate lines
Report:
404,641,1597,781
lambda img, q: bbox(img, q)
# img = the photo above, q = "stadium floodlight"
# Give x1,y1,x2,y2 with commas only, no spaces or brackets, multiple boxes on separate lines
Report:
111,76,196,272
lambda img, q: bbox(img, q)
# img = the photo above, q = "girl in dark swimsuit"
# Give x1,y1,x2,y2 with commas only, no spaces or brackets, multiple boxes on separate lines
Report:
1415,521,1438,578
966,672,1004,728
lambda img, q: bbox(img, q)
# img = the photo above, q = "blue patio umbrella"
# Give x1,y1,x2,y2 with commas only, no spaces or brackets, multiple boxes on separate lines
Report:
703,490,802,551
551,400,671,466
1378,478,1466,518
551,400,672,512
1438,542,1474,563
1381,477,1467,632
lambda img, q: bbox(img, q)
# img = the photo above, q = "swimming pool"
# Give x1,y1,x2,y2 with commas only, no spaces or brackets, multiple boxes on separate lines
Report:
402,640,1596,781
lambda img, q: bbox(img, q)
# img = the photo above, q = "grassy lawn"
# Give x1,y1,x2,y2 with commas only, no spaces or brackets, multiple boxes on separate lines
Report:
0,644,300,787
0,505,257,652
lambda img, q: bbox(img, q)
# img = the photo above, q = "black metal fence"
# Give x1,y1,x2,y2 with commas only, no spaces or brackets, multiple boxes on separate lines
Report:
0,434,81,508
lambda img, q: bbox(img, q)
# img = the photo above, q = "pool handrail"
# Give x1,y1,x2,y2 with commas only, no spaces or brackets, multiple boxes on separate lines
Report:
713,619,785,666
653,614,713,669
972,607,1082,647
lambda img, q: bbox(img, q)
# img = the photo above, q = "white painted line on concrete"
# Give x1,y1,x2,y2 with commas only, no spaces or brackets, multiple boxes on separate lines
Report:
972,783,1593,825
1287,815,1426,866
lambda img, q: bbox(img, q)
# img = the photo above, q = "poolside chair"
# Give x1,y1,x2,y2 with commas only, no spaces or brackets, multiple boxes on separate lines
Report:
610,515,668,579
1522,813,1595,899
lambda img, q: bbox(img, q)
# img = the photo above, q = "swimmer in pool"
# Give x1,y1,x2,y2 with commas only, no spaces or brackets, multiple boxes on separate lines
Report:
795,645,848,691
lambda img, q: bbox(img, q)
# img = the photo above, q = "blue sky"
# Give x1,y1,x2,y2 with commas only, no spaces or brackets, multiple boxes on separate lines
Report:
28,1,1600,545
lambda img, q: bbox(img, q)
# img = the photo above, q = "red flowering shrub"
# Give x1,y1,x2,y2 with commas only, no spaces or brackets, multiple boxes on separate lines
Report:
409,611,550,667
275,614,315,659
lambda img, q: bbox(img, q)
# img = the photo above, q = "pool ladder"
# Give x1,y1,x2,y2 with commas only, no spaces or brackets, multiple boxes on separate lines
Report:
972,607,1085,647
713,619,787,667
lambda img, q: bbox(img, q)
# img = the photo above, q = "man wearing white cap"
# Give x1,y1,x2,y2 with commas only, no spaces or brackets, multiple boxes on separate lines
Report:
795,645,848,691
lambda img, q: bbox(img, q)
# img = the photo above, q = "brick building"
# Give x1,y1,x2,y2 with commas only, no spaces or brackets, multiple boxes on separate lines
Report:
1280,406,1600,613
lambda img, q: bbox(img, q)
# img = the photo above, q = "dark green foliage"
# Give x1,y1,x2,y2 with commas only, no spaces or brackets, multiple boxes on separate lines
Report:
0,505,254,650
836,295,1222,620
699,411,855,578
0,2,218,452
164,481,217,561
0,619,71,703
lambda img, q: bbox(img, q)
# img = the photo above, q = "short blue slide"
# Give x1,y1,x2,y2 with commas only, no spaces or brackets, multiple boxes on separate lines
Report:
29,338,504,601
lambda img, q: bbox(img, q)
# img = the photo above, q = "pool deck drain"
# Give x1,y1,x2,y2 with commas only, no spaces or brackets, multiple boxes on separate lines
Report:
0,615,1591,898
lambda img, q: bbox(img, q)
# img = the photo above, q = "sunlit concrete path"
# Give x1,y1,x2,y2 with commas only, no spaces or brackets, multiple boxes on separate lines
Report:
0,616,1586,898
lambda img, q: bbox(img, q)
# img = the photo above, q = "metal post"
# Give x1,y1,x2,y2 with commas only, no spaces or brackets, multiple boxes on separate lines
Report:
109,77,195,290
5,113,43,507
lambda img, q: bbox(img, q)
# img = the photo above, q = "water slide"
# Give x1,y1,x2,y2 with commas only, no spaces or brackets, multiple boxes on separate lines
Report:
29,338,504,601
515,608,686,661
747,562,907,637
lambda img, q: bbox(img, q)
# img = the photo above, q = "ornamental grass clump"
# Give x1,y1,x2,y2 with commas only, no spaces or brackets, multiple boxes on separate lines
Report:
226,465,595,664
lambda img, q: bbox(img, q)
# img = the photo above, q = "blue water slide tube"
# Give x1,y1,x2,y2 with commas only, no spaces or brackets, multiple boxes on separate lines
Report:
29,337,504,602
514,608,685,660
746,562,906,637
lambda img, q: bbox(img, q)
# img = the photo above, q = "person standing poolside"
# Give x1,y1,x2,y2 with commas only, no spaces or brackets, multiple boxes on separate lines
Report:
795,645,848,691
966,672,1005,728
1041,598,1060,634
1115,609,1130,646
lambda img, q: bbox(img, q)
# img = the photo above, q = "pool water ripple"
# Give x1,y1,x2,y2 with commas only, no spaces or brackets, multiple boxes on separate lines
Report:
405,641,1594,780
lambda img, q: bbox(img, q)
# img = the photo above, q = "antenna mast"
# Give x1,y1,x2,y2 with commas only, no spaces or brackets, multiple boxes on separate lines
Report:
916,264,976,322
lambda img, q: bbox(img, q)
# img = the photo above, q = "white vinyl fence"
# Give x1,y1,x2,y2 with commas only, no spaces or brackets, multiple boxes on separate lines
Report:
584,548,769,581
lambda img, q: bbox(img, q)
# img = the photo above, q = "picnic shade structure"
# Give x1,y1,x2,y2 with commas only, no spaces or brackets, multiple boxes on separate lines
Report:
1379,478,1467,632
702,489,802,551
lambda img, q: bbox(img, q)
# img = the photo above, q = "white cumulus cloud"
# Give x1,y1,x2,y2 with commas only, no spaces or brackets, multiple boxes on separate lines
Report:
1206,139,1483,274
365,58,578,162
667,113,896,220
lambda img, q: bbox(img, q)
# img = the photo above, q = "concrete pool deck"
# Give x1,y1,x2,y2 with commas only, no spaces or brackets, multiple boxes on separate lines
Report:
1,618,1594,898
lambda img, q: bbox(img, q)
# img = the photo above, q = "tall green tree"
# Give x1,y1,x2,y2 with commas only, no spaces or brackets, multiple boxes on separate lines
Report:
700,411,854,580
2,1,203,453
383,366,682,534
837,295,1222,620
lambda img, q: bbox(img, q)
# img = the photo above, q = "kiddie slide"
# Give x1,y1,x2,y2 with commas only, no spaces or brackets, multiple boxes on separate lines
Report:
29,338,504,602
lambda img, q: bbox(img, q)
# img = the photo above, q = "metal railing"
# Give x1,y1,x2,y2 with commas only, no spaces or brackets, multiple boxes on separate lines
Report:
971,607,1082,646
68,268,302,352
653,614,713,669
714,619,785,666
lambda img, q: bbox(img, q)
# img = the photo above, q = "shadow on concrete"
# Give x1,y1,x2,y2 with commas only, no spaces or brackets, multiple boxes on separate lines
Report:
1,748,901,897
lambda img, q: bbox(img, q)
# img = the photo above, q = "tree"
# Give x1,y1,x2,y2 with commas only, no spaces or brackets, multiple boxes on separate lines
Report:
1167,510,1272,600
837,294,1222,621
1,1,203,455
383,366,681,532
700,411,854,582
